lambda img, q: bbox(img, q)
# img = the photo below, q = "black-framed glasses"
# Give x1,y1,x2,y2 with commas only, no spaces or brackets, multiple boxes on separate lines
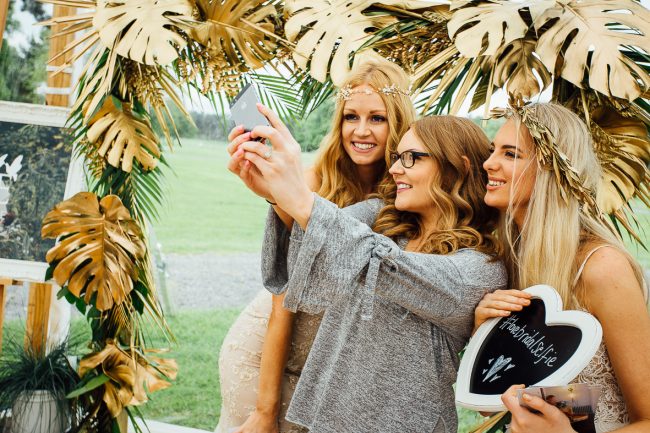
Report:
389,150,431,168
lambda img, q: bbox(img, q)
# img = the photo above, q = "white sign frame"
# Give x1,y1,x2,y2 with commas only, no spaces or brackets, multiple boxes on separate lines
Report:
456,284,603,411
0,100,85,282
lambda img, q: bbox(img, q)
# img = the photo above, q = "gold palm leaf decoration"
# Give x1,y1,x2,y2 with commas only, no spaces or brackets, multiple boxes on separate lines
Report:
284,0,438,85
94,0,194,65
190,0,278,70
42,192,146,312
87,98,161,172
534,1,650,101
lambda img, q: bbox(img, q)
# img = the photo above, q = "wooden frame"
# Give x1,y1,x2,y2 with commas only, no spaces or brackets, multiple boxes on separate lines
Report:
0,101,84,281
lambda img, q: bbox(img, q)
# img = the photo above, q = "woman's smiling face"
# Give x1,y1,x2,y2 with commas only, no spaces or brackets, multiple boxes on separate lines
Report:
483,119,538,222
340,84,389,168
388,129,438,220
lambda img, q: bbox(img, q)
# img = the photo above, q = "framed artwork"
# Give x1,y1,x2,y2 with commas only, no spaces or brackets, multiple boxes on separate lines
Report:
0,100,85,281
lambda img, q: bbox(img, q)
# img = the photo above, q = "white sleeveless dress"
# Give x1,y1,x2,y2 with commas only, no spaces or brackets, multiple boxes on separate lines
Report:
569,246,632,432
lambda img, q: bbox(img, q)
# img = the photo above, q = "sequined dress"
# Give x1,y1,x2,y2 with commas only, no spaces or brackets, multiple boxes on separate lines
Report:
215,289,321,433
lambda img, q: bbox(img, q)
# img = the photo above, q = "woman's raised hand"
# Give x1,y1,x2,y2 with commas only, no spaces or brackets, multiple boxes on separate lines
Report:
473,289,532,333
236,104,314,228
501,385,575,433
227,125,274,201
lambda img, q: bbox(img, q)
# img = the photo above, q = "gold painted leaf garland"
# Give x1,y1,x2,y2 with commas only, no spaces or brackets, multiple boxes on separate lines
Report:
87,98,161,172
93,0,194,65
42,192,146,311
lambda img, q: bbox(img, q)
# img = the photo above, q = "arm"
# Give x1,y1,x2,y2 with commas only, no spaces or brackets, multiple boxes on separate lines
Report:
236,170,322,432
235,294,293,433
269,196,505,337
502,247,650,432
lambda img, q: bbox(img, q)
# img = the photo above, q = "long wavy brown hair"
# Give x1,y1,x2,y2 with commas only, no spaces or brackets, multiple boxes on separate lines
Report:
373,116,501,256
313,58,416,207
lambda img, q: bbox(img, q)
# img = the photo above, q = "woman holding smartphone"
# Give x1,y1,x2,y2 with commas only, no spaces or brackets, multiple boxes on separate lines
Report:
227,112,506,433
472,103,650,433
215,58,416,433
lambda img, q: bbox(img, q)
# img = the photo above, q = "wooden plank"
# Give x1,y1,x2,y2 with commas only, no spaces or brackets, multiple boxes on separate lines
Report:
25,282,52,357
45,5,76,107
0,282,6,353
0,0,9,49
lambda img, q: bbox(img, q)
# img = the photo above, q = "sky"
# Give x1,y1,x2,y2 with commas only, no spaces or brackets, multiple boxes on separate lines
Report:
6,0,650,116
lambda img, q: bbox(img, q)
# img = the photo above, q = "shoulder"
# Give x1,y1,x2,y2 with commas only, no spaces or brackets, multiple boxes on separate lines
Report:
304,166,321,192
341,198,384,225
579,245,645,314
447,249,507,288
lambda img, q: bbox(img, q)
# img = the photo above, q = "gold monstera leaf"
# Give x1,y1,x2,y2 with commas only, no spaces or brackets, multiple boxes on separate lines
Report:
93,0,193,65
493,39,552,101
285,0,437,85
191,0,277,70
87,98,161,172
448,0,552,57
534,0,650,101
42,192,146,312
79,340,177,417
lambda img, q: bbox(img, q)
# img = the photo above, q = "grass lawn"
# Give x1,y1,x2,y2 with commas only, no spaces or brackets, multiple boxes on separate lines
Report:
152,139,317,254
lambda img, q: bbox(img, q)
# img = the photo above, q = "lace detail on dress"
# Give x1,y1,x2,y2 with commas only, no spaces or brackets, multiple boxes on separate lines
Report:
571,341,628,432
571,245,628,433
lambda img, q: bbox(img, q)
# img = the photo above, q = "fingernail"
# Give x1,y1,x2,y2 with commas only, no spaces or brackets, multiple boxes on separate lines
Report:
504,311,511,316
523,394,532,401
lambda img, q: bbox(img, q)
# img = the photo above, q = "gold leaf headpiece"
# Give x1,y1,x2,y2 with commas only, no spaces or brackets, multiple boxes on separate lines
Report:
336,84,410,101
491,103,606,224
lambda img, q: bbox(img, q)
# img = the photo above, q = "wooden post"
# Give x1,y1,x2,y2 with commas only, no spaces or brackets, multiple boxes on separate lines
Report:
45,5,75,107
0,0,9,49
25,282,52,357
0,277,11,354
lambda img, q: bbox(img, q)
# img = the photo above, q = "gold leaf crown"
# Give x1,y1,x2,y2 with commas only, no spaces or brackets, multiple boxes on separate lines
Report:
336,83,410,101
491,103,608,225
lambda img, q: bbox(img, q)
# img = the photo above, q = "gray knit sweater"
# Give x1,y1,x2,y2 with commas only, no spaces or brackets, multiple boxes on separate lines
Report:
262,195,507,433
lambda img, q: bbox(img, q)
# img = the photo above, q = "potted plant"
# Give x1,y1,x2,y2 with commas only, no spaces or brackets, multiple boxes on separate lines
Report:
0,336,80,433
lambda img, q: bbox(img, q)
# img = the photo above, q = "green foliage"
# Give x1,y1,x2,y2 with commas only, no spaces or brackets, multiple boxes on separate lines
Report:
290,97,335,152
0,335,80,413
0,0,49,104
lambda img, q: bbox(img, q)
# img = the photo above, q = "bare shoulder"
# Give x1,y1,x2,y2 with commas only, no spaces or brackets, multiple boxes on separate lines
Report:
304,166,321,192
580,245,644,314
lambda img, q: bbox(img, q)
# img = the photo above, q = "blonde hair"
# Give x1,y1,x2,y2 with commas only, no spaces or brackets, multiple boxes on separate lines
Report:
313,59,416,207
501,103,645,308
373,116,501,256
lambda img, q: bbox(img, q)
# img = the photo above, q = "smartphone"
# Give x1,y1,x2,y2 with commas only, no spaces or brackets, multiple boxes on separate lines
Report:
229,83,270,136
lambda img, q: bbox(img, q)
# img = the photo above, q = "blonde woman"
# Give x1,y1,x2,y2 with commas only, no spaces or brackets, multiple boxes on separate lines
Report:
473,103,650,432
229,114,506,432
215,58,416,433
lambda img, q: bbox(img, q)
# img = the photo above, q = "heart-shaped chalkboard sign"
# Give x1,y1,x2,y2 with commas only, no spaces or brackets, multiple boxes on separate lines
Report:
456,285,602,411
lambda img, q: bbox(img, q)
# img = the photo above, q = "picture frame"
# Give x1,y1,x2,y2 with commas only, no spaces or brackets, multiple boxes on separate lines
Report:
455,285,603,411
0,100,85,281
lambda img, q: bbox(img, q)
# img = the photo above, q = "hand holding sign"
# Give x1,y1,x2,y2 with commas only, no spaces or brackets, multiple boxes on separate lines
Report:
456,285,602,411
